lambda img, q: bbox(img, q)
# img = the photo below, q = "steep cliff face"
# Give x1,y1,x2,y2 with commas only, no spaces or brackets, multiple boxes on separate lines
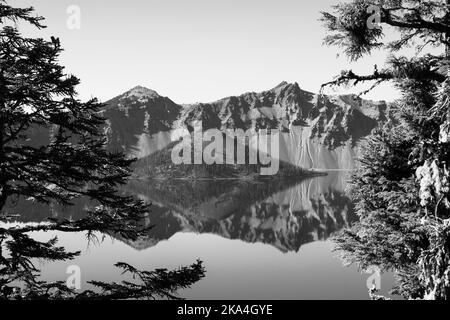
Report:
103,82,387,170
179,81,308,132
102,86,182,158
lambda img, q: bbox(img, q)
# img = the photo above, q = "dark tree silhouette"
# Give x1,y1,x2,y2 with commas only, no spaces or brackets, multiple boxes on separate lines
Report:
321,0,450,300
0,1,205,299
0,1,143,222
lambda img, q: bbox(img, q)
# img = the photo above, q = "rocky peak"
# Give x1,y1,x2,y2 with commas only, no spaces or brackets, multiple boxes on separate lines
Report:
270,81,300,93
121,85,161,101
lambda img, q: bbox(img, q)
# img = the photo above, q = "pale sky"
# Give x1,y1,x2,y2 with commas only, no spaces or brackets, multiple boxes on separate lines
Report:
13,0,401,104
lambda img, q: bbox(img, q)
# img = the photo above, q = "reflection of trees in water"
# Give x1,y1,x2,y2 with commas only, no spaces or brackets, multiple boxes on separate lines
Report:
122,177,356,253
1,181,207,300
128,178,305,218
5,176,356,254
1,174,355,299
0,214,205,300
3,196,90,223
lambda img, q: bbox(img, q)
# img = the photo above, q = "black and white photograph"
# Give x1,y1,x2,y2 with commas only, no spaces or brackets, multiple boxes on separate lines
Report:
0,0,449,311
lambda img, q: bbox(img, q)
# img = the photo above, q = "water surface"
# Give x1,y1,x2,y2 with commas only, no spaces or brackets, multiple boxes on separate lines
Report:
8,171,397,299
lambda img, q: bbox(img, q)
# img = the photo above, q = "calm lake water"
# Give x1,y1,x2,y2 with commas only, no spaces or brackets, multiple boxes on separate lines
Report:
7,171,397,299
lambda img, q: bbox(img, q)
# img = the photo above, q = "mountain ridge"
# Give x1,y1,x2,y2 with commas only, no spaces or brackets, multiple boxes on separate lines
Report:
19,82,388,172
102,81,388,171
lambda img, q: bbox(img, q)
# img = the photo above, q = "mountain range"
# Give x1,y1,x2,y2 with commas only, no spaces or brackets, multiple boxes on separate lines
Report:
102,82,387,174
22,82,387,176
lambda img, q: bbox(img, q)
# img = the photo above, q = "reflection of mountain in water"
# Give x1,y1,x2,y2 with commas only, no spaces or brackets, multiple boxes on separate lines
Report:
3,172,355,253
122,171,355,253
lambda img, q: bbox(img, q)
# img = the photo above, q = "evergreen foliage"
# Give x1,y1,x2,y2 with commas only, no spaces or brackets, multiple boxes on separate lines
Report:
322,0,450,299
0,0,205,299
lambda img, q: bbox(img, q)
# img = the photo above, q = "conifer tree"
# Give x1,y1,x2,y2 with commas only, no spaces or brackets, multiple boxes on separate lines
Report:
321,0,450,299
0,1,205,299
